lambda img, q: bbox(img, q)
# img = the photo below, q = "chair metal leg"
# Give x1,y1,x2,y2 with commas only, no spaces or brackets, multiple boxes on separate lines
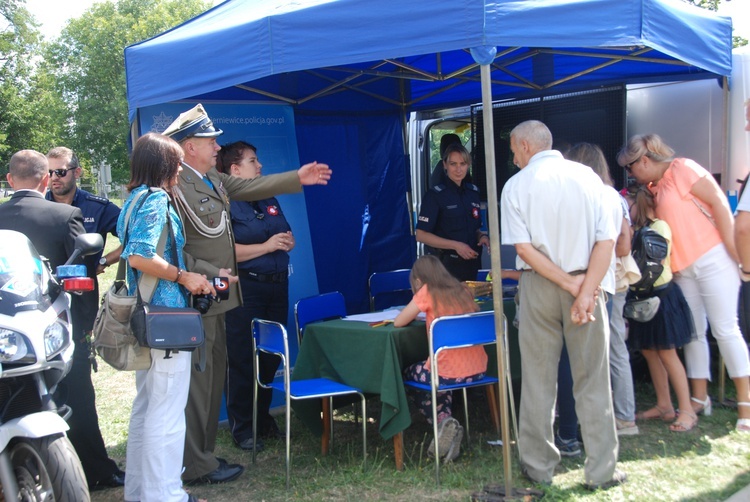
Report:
461,388,470,444
431,387,440,485
252,381,259,464
359,393,367,470
285,396,292,490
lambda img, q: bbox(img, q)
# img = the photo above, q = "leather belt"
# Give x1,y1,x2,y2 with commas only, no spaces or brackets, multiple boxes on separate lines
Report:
245,271,288,283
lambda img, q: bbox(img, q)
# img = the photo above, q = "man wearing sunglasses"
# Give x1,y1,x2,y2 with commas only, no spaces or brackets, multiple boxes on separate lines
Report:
0,150,85,268
44,147,126,491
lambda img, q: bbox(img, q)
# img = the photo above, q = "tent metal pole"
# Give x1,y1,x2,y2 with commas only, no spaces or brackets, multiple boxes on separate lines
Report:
480,63,514,492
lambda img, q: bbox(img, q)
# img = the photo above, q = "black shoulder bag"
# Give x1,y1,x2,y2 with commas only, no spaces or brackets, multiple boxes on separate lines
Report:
130,199,206,370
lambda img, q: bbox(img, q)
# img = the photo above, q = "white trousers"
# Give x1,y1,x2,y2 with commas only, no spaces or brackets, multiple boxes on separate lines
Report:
675,244,750,380
124,349,192,502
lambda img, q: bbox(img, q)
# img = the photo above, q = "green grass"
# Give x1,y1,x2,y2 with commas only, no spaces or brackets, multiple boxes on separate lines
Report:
90,238,750,501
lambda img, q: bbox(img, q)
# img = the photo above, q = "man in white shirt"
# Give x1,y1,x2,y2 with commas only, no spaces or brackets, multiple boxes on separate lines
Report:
501,120,625,490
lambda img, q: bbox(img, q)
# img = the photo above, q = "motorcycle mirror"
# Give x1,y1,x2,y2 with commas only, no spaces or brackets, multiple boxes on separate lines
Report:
64,233,104,266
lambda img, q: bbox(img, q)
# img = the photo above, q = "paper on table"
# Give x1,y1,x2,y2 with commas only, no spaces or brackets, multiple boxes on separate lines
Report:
342,309,427,323
342,309,403,323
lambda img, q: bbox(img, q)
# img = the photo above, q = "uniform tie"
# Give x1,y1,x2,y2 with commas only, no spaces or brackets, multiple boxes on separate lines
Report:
203,176,214,190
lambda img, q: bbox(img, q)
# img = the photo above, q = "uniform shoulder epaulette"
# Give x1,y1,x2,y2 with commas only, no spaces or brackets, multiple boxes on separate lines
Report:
85,193,110,205
466,183,480,192
434,184,446,192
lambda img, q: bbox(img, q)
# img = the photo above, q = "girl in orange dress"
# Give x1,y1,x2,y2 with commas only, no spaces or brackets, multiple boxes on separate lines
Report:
394,255,488,461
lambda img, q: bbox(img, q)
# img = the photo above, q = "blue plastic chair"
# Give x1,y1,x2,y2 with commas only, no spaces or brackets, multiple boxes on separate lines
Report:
368,269,412,311
404,310,500,484
251,318,366,488
293,291,347,347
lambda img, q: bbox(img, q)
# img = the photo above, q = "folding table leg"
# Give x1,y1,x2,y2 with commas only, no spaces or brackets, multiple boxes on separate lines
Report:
486,384,501,435
393,432,404,471
321,397,331,455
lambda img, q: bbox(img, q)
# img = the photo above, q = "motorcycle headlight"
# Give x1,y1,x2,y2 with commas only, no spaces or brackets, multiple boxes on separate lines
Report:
44,321,69,359
0,329,34,363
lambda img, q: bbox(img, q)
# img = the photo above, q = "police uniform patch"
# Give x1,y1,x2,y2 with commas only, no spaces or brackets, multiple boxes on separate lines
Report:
200,197,209,203
472,207,480,219
267,205,279,216
418,216,429,222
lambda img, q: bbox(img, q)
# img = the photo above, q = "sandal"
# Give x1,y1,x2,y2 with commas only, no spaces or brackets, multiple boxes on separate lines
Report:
669,410,698,432
691,396,712,416
737,403,750,433
636,405,676,422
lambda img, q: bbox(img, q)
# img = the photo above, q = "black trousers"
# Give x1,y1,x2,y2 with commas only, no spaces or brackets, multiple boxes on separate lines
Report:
55,340,119,484
224,275,286,443
440,252,481,282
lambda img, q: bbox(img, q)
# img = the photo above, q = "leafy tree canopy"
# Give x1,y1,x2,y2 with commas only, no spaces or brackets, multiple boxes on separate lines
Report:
44,0,209,182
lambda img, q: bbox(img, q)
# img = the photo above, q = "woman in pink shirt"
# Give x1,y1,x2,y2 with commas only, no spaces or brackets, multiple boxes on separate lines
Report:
618,134,750,433
394,255,489,460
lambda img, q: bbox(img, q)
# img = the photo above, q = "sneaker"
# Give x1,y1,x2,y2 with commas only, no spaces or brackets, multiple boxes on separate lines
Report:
554,434,582,458
584,469,628,491
615,418,639,436
443,423,464,463
427,417,460,458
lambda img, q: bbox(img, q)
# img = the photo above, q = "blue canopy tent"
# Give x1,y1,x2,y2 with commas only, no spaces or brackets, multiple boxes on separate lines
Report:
125,0,732,488
125,0,732,315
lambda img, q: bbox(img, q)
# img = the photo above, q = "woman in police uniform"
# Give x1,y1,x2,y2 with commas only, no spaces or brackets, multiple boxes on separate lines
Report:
217,141,293,449
416,143,489,281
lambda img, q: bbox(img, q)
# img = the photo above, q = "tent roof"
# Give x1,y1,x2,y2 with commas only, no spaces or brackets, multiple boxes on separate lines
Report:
125,0,733,120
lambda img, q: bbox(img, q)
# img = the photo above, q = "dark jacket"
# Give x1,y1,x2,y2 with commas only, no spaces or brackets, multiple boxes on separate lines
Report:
0,190,85,269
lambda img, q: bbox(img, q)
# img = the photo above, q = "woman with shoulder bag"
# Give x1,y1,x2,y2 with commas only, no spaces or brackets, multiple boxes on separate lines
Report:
626,187,696,432
618,134,750,433
118,133,215,502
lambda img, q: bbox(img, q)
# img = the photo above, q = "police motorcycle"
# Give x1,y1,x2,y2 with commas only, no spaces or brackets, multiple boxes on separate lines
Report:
0,229,103,501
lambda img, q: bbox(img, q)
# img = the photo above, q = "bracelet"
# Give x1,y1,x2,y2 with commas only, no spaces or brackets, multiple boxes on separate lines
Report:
175,268,183,283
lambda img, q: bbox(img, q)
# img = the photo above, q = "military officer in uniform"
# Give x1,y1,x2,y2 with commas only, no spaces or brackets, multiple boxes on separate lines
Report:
45,147,126,490
416,143,489,281
162,104,332,485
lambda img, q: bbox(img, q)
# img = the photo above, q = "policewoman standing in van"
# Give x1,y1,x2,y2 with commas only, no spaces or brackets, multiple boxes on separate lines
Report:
217,141,293,451
416,143,489,281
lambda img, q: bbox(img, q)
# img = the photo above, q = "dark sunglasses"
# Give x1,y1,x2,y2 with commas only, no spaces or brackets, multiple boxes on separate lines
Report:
48,167,77,178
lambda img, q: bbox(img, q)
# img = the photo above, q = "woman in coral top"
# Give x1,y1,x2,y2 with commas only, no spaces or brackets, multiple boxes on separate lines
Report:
394,255,488,461
617,134,750,433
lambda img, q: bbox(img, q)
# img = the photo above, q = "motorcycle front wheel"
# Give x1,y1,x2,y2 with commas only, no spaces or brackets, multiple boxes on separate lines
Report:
9,434,90,502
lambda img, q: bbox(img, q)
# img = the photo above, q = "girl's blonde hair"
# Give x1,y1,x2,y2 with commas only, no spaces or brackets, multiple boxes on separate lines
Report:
629,186,655,229
409,255,478,316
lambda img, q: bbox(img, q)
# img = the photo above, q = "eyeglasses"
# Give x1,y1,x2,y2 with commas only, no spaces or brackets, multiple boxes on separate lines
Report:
48,167,77,178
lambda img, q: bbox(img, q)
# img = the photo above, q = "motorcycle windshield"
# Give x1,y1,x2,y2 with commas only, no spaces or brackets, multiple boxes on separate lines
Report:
0,230,51,315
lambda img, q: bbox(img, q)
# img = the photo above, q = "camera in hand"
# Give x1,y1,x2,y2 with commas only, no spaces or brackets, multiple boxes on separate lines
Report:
192,277,230,314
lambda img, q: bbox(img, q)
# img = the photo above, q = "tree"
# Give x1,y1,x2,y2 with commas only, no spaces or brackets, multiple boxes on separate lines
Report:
45,0,209,182
684,0,748,47
0,0,59,168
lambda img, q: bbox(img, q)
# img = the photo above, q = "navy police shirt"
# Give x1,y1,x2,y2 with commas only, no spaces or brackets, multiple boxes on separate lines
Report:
416,179,483,256
230,197,291,275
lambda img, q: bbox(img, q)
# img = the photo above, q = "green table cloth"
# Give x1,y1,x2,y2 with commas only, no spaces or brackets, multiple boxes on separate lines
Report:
292,319,427,439
291,299,519,440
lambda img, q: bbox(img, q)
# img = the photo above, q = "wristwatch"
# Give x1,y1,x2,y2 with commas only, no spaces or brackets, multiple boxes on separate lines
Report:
99,257,108,267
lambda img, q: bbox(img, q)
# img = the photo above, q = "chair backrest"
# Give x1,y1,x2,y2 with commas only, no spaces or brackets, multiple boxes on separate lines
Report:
252,318,291,383
294,291,347,345
368,269,412,311
429,311,497,353
476,269,490,281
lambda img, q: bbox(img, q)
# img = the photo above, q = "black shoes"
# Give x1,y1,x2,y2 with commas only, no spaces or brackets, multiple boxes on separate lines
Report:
258,420,285,440
89,468,126,491
237,436,265,451
187,461,244,484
